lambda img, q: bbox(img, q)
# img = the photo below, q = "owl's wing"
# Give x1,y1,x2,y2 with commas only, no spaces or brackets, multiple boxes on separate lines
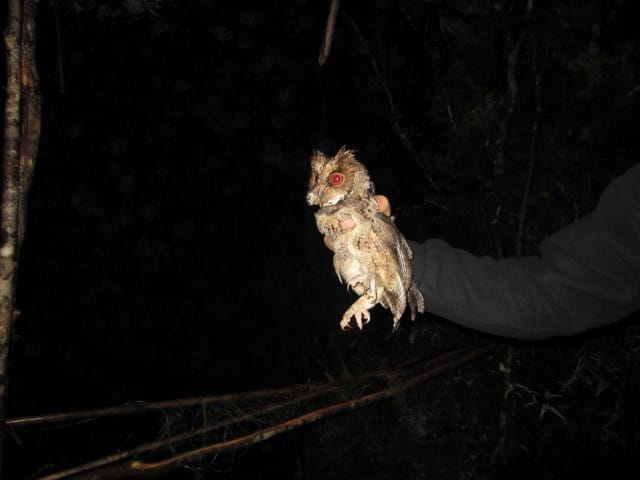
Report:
395,233,413,288
375,213,412,279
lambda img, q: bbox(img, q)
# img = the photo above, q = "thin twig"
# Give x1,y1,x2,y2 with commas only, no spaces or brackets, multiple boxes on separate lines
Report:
129,343,494,475
344,9,437,191
9,351,447,430
399,5,454,131
493,5,530,465
493,30,525,190
490,29,525,259
9,349,453,430
318,0,340,66
7,383,330,428
54,1,65,95
516,35,549,257
36,384,340,480
39,343,494,479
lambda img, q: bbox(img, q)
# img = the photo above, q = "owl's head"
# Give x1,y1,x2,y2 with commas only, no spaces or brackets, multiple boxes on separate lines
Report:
306,146,373,207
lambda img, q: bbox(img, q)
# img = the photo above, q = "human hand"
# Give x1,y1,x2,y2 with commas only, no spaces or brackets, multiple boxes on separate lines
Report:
323,195,391,251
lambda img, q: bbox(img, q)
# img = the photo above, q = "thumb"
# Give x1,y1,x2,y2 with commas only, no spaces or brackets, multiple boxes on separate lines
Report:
374,195,391,216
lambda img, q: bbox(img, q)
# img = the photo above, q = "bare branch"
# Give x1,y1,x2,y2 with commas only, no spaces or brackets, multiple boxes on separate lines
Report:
493,8,530,464
7,382,334,428
36,343,494,479
344,10,438,191
130,343,494,474
54,2,65,95
36,384,340,480
318,0,340,66
493,30,525,188
516,35,550,257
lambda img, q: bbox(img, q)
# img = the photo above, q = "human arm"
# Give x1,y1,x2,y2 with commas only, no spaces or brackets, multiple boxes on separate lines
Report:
411,163,640,339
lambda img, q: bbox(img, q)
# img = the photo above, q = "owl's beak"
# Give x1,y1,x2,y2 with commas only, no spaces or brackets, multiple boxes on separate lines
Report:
306,191,317,206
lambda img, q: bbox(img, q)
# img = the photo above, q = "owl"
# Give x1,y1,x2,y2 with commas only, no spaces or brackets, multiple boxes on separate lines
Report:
306,146,425,331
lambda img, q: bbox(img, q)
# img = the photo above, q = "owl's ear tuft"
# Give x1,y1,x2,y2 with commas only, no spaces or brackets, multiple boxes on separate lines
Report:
335,145,357,162
311,149,329,166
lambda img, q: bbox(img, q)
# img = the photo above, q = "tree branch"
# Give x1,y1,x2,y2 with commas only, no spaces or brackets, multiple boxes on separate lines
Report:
7,382,335,428
36,384,340,480
36,343,494,479
493,30,525,191
130,343,494,475
318,0,340,66
516,35,550,257
344,9,437,191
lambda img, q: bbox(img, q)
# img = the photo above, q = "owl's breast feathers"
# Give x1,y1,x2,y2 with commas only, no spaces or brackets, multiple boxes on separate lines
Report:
318,208,404,285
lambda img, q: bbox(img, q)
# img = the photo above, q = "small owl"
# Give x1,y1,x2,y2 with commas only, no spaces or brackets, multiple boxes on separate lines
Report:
306,146,425,331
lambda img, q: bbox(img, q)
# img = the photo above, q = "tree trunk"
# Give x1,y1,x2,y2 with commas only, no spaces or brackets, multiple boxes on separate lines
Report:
0,0,40,476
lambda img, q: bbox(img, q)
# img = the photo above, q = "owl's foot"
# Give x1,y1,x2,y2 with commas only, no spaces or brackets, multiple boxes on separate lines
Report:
340,308,371,330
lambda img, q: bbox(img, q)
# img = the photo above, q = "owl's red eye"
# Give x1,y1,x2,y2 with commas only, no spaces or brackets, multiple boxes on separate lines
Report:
329,172,344,186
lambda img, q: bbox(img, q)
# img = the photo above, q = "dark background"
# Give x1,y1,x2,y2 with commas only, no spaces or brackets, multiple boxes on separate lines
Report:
3,0,640,478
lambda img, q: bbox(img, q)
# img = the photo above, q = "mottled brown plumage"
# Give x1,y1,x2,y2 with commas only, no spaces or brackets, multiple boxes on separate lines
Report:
306,146,425,331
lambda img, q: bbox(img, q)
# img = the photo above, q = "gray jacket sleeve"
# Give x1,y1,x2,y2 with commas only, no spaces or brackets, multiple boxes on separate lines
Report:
409,163,640,339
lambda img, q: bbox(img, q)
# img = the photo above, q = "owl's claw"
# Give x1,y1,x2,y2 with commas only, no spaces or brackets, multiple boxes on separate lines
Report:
340,309,371,330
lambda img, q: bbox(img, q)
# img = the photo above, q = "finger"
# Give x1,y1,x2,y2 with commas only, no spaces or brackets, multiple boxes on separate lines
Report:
374,195,391,216
341,215,356,230
323,235,335,252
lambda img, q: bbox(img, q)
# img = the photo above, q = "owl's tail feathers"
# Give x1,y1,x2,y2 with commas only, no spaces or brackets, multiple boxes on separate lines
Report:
408,283,425,321
381,287,406,332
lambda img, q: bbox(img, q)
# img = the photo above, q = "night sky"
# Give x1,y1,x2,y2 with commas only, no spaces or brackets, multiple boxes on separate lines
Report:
4,1,640,478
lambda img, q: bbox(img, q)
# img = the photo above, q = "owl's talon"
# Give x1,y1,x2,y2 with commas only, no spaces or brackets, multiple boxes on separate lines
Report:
358,310,371,329
339,316,352,330
340,308,371,330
